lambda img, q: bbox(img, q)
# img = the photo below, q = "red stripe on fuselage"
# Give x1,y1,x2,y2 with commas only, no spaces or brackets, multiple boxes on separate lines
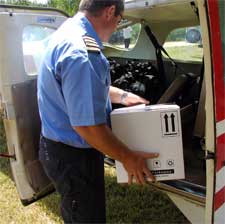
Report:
214,186,225,211
208,0,225,122
216,134,225,172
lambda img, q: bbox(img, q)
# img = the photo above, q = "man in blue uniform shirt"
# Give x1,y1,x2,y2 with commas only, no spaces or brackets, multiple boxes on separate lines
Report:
38,0,159,223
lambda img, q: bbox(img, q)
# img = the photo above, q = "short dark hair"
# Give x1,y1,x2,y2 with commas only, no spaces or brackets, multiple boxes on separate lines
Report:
79,0,124,16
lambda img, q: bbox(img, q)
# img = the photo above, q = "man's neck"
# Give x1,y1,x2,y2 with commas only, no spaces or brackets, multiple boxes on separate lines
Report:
81,11,109,42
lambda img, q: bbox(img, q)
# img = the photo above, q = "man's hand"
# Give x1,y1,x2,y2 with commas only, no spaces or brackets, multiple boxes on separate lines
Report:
122,151,159,184
122,92,149,106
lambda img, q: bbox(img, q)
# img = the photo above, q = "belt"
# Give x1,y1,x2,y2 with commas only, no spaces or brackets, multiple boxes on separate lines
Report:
40,135,99,161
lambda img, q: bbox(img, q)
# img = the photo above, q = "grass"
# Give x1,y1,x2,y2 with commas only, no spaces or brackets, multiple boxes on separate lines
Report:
109,42,203,63
164,44,203,62
0,118,189,224
105,167,189,223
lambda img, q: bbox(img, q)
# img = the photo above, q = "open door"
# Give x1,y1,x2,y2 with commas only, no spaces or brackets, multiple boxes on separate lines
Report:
0,5,68,205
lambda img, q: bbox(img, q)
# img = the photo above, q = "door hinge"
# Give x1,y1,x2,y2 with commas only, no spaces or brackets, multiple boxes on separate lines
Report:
0,153,16,159
205,151,215,160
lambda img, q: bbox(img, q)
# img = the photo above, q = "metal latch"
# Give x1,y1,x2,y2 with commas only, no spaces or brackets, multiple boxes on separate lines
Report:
205,151,215,160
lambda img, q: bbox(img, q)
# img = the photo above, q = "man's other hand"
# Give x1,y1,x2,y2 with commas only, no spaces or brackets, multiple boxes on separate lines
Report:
122,151,159,185
122,92,149,106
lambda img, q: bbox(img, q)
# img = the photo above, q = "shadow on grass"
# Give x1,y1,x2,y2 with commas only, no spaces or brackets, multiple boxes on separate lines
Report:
36,173,190,223
36,191,62,220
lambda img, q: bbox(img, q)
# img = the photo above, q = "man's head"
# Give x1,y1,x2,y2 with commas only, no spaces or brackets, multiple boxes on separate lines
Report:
79,0,124,17
79,0,124,42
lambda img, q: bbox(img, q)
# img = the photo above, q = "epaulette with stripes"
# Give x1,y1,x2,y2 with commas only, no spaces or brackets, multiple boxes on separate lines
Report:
83,35,101,54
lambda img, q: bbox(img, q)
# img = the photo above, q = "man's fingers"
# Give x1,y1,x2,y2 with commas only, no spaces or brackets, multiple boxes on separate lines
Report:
126,151,159,185
137,171,146,185
145,152,159,159
143,167,156,182
134,172,141,185
128,172,144,185
135,151,159,159
128,174,132,185
138,99,149,105
128,170,155,185
142,98,149,104
136,96,149,104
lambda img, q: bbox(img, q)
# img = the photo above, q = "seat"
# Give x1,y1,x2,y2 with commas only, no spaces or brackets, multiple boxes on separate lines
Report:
157,73,199,104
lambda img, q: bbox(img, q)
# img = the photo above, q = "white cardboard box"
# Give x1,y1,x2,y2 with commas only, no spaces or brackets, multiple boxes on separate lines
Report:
110,104,185,183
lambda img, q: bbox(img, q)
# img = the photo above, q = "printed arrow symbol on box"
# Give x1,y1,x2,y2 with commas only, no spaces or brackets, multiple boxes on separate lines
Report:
164,114,169,132
171,113,175,132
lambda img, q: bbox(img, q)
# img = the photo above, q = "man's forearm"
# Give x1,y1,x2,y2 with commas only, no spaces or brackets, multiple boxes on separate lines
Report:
109,86,125,104
74,124,158,184
74,124,132,163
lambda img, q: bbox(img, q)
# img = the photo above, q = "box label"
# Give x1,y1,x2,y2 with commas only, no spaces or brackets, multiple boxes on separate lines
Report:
161,111,179,137
151,169,175,176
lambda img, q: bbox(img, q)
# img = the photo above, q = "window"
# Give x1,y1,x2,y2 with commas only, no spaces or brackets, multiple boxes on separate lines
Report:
107,23,141,50
163,26,203,62
23,25,55,76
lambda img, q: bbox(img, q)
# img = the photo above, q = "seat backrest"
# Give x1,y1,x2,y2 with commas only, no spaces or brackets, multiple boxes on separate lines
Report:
193,76,206,138
157,74,190,104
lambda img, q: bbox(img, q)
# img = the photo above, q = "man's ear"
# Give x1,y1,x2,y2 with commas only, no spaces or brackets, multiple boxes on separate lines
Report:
105,5,116,21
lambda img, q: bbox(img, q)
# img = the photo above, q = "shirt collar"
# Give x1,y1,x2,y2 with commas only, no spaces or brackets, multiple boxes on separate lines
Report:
73,12,103,49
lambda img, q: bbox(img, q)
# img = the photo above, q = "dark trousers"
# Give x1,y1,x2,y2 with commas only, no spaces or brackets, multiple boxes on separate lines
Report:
39,135,106,223
124,38,130,48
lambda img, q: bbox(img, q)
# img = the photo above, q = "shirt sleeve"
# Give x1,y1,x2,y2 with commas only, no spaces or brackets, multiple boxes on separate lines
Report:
56,50,109,126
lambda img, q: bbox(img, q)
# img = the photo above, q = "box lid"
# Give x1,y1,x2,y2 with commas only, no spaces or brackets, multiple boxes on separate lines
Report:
111,104,180,115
